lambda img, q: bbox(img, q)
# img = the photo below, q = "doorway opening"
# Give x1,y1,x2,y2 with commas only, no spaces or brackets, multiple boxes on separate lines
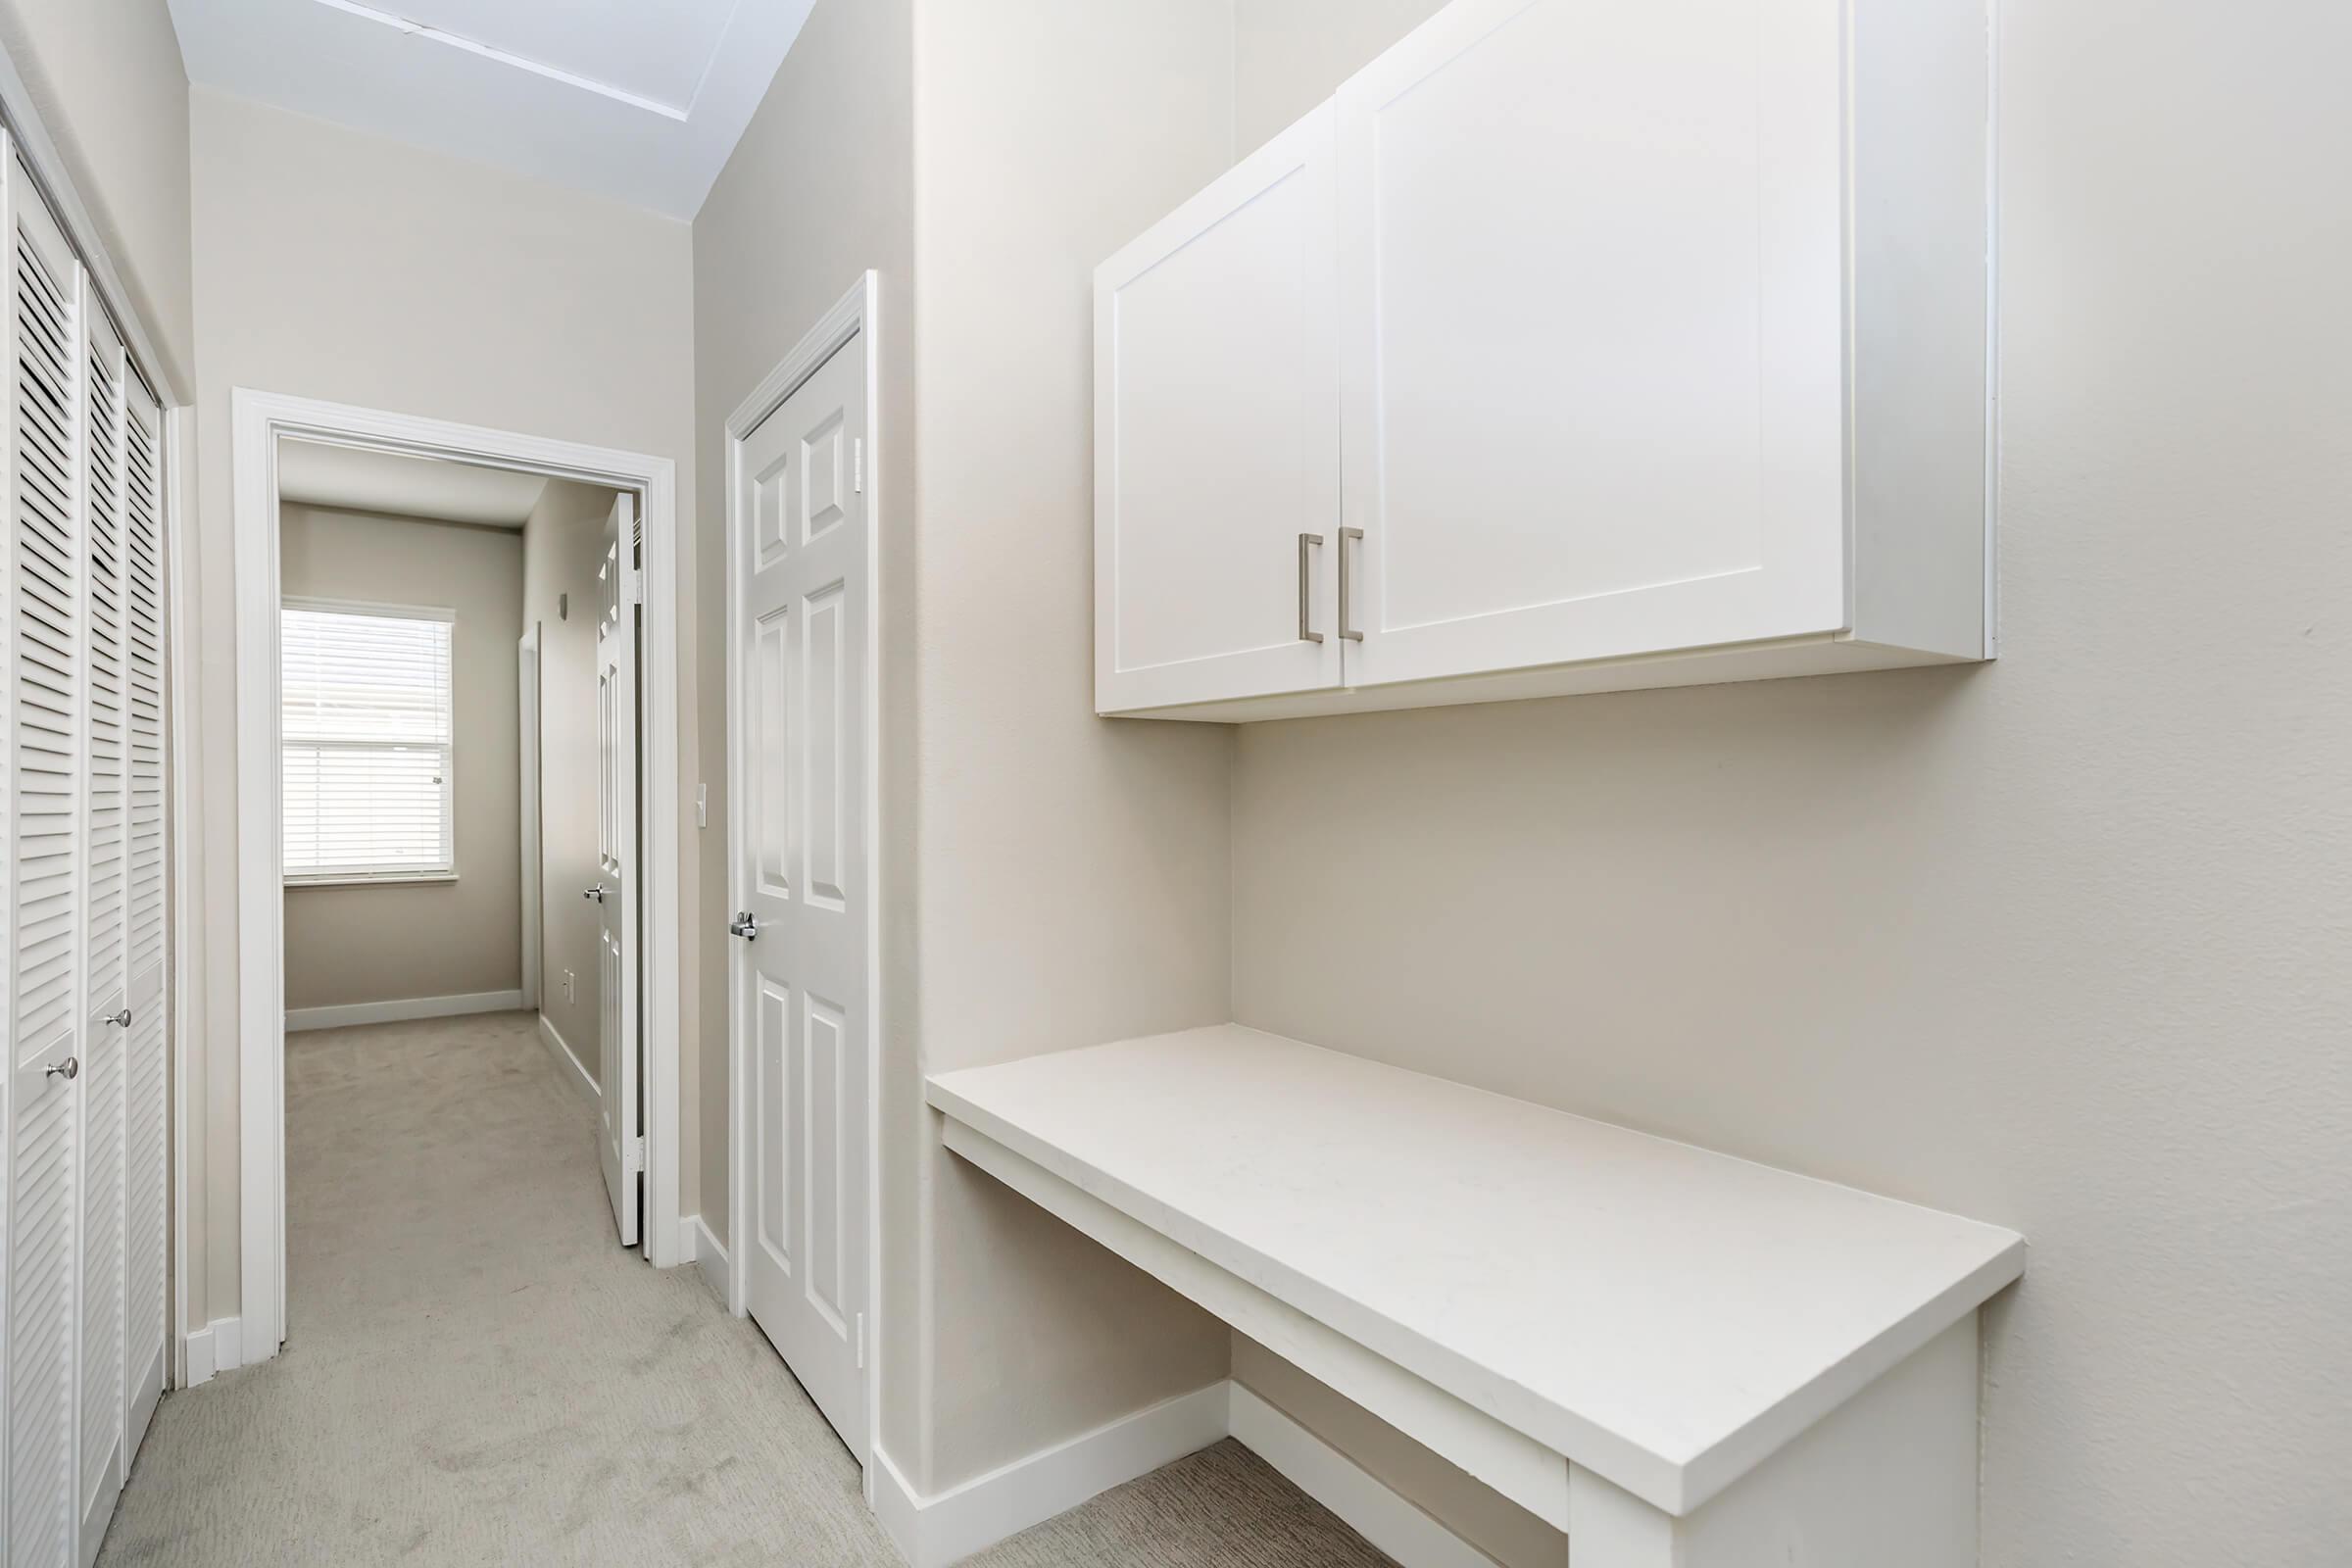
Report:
230,392,684,1364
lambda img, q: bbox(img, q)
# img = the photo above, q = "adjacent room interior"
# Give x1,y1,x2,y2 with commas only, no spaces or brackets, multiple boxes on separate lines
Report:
271,435,643,1283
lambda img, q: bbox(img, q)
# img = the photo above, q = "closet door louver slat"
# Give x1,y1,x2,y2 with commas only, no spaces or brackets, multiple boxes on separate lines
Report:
5,152,86,1568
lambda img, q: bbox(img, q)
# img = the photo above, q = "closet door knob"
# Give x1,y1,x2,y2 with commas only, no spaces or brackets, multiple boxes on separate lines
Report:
584,885,607,904
103,1008,132,1028
728,912,760,941
45,1056,78,1081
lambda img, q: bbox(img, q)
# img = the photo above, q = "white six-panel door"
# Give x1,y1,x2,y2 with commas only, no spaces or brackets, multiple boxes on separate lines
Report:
0,137,172,1568
595,495,641,1248
731,335,870,1458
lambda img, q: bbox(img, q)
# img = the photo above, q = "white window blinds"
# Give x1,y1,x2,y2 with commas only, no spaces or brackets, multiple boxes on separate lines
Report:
280,600,455,882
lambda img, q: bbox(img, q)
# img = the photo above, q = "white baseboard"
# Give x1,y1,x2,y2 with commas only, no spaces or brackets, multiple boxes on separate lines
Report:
537,1012,599,1104
285,989,524,1033
1229,1384,1496,1568
680,1212,732,1305
872,1446,924,1562
872,1381,1230,1567
183,1315,243,1387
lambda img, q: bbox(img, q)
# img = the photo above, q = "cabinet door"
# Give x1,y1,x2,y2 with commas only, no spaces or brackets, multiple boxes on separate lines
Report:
1334,0,1849,690
1096,103,1341,713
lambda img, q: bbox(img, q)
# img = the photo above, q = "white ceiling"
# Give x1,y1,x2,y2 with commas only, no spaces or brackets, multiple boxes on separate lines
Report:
278,439,549,527
168,0,818,218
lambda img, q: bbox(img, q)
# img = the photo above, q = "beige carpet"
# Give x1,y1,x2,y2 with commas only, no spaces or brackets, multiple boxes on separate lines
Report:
99,1011,1393,1567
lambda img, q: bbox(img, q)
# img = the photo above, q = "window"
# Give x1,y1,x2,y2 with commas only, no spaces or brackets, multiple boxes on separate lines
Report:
281,599,456,884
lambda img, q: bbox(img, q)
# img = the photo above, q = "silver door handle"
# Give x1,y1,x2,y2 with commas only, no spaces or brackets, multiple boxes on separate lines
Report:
1298,533,1324,644
45,1056,77,1081
584,885,606,903
1338,527,1364,642
103,1008,131,1028
728,911,760,941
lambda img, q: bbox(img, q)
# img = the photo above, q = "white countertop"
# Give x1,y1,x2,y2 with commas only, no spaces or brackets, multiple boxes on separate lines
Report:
928,1024,2025,1512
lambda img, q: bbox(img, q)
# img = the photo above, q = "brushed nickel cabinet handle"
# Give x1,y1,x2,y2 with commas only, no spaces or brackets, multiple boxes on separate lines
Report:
1338,526,1364,642
1298,533,1325,644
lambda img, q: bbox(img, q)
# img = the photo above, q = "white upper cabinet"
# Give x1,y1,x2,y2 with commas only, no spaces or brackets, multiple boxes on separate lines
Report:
1096,0,1994,720
1095,103,1341,712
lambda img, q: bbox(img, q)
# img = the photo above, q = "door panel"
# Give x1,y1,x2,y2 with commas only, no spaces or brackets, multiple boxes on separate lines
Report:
76,309,126,1555
733,335,869,1459
1335,0,1847,689
1095,102,1342,711
122,378,168,1453
9,166,84,1568
595,496,640,1248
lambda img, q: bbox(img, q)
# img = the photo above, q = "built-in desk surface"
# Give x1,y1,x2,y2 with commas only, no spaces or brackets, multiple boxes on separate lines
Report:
928,1024,2024,1515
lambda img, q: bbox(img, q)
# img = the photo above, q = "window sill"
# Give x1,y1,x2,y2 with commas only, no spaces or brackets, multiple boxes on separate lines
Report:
285,872,460,890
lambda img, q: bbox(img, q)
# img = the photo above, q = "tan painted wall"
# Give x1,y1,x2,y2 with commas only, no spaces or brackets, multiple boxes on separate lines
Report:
906,0,1240,1492
1225,2,2352,1563
188,89,696,1328
277,503,523,1012
0,0,195,394
1231,0,1448,160
688,0,922,1462
518,479,617,1080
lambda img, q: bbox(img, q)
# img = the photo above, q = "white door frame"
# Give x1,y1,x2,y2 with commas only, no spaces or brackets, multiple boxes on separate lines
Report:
230,390,687,1363
723,272,885,1482
517,623,542,1011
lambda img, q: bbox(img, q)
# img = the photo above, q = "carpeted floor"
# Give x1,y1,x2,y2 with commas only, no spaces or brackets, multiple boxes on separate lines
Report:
98,1011,1393,1567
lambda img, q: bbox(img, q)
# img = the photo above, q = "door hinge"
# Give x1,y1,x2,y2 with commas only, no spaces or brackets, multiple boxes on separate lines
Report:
856,1311,866,1370
627,1135,647,1174
853,436,864,495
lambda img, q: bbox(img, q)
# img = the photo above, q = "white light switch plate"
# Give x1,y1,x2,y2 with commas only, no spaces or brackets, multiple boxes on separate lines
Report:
696,783,708,828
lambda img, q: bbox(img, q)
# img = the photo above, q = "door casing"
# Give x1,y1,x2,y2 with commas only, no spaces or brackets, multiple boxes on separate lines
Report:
228,392,688,1370
517,623,540,1012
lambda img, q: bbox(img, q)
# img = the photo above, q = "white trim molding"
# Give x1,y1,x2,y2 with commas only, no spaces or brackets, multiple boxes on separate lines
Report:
235,390,689,1370
868,1379,1493,1568
537,1011,599,1105
285,990,523,1033
167,403,198,1391
182,1317,245,1388
1230,1385,1498,1568
872,1383,1231,1568
681,1213,731,1305
723,273,888,1478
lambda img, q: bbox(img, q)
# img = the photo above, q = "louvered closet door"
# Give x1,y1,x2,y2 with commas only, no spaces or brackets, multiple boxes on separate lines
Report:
6,154,87,1568
120,372,167,1461
74,306,129,1557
